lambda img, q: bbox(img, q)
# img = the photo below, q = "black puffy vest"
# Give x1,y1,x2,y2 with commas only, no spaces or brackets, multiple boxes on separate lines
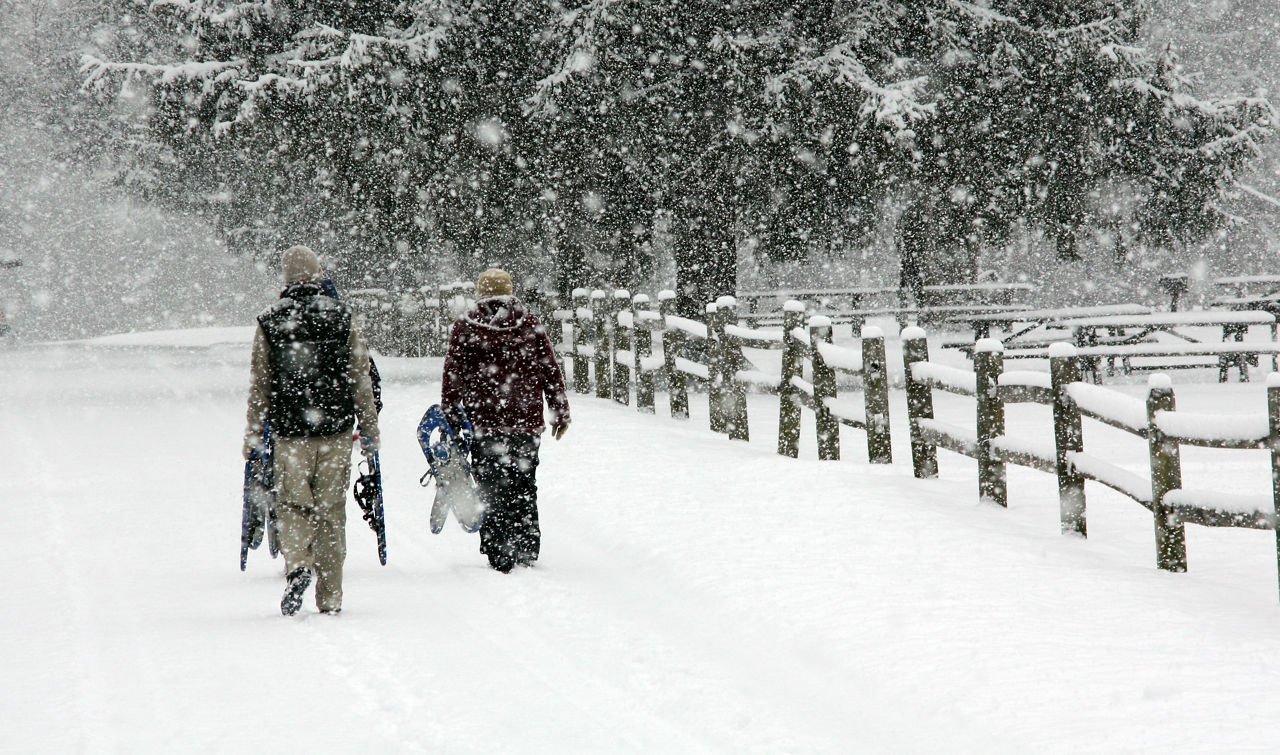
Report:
258,283,356,438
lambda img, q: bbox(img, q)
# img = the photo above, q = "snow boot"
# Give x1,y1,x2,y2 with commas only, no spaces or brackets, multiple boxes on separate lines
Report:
280,567,312,616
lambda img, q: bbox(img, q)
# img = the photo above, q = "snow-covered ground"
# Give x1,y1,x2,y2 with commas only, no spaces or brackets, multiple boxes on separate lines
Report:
4,329,1280,752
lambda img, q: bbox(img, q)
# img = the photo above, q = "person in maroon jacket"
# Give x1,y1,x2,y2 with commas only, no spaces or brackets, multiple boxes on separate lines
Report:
441,268,570,572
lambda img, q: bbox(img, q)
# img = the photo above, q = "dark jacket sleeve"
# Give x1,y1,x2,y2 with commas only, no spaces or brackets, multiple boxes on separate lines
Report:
534,318,570,427
440,320,465,413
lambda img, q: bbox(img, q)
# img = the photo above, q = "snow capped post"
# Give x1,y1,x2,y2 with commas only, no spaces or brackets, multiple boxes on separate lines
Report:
777,301,807,458
1268,372,1280,601
659,290,689,420
1146,374,1187,572
717,296,749,441
423,284,445,356
592,290,611,400
901,327,937,479
707,300,729,435
632,294,655,414
809,315,839,461
391,289,419,357
612,289,632,406
861,325,892,464
1049,343,1087,538
571,288,591,394
974,338,1007,506
532,285,563,372
437,283,457,353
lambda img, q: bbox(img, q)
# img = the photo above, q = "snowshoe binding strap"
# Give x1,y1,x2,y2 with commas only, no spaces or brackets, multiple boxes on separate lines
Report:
353,469,380,531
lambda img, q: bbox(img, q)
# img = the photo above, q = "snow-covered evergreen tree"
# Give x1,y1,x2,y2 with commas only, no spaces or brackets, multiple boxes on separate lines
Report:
84,0,561,286
531,0,931,313
896,0,1274,280
82,0,1274,303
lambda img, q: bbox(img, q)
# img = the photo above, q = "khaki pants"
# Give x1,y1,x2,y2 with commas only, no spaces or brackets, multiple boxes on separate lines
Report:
274,434,351,612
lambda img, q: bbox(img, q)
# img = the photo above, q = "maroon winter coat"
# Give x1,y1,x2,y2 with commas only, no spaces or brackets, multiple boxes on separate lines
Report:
441,296,570,434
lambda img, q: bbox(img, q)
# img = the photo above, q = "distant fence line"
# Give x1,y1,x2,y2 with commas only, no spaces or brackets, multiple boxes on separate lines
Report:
346,283,475,357
345,280,1038,357
551,288,892,463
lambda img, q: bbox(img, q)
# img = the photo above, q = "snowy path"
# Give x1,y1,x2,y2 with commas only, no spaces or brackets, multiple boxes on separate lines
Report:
4,333,1280,752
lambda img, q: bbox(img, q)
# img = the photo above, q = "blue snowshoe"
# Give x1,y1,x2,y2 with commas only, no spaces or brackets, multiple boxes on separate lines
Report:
353,449,387,565
418,405,485,533
240,423,280,571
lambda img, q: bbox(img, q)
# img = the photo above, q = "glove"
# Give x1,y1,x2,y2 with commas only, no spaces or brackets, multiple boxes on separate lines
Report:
358,433,378,463
551,422,569,441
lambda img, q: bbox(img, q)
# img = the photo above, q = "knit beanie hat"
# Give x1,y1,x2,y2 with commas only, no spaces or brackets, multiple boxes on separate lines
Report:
477,268,513,297
281,245,322,285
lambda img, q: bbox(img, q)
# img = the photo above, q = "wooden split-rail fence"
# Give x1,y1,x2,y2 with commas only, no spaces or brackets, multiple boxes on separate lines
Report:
550,290,1280,600
903,332,1280,598
550,289,893,464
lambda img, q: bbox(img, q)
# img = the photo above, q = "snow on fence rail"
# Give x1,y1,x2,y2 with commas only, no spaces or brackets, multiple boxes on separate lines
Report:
902,333,1280,599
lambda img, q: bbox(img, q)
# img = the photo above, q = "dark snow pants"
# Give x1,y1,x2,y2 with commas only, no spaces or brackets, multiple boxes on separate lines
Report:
471,433,541,571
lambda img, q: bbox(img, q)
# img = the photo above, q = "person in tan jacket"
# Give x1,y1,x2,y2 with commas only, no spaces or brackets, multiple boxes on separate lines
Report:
244,245,380,615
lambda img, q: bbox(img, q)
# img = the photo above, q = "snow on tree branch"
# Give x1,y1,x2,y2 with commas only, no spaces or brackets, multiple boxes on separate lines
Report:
80,55,246,91
944,1,1123,42
526,0,616,116
767,43,933,133
82,2,461,132
148,0,276,38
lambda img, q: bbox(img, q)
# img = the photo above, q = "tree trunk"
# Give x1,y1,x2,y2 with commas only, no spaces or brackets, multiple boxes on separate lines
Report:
1055,226,1081,261
555,229,588,301
673,206,736,320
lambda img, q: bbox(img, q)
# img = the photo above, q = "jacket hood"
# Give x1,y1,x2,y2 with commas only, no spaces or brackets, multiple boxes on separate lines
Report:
463,295,529,331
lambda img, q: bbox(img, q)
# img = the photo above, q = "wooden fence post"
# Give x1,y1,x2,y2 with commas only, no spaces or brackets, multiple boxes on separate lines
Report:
861,325,892,464
1146,374,1187,572
810,316,840,460
660,291,689,420
612,289,632,406
526,287,555,370
1268,373,1280,601
974,338,1007,506
633,294,655,414
901,327,938,479
777,302,806,458
538,289,564,374
708,302,728,434
592,290,611,400
718,296,749,441
1050,344,1087,537
571,288,591,394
